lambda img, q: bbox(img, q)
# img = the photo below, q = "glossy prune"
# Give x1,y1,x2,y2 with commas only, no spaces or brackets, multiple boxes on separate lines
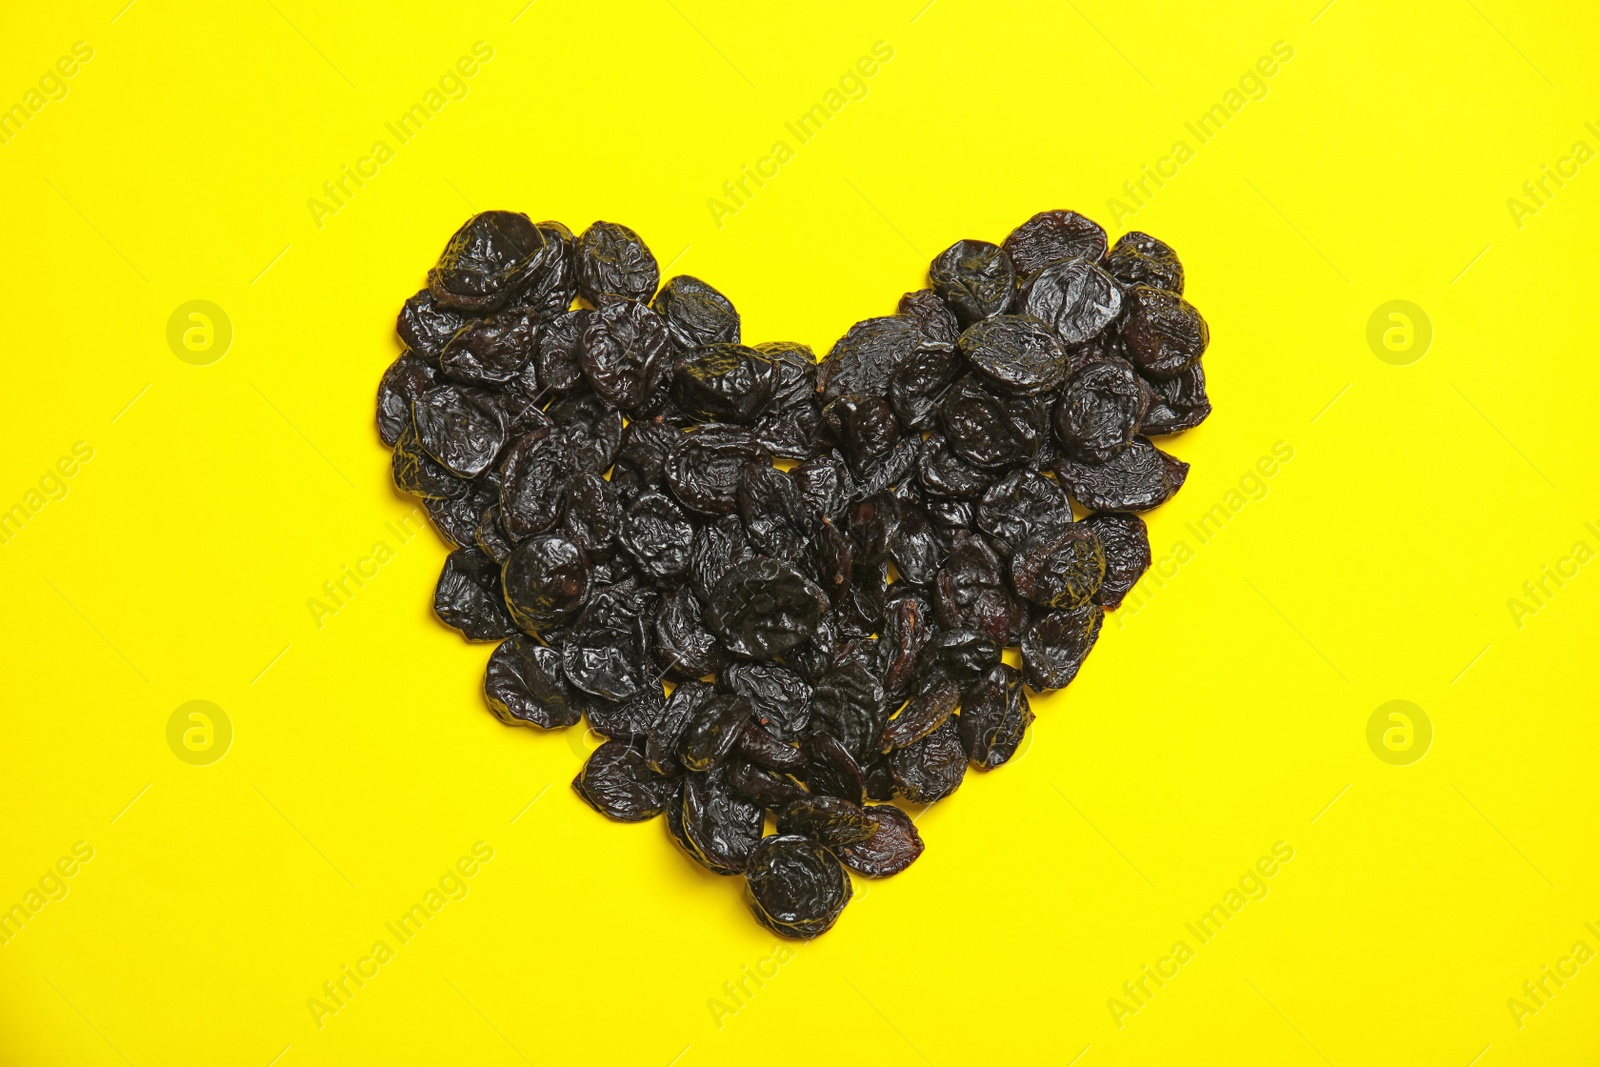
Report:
573,741,673,822
887,718,966,803
1083,511,1151,609
413,384,509,479
958,314,1067,396
743,834,852,939
1120,285,1209,379
433,547,515,641
1002,209,1107,277
959,663,1032,768
502,534,589,632
1016,257,1122,346
1019,605,1102,691
1055,360,1151,463
484,635,583,728
440,309,537,387
672,343,775,423
1140,361,1211,435
677,766,764,875
705,557,828,660
1053,437,1190,512
838,805,924,877
776,795,875,846
652,274,740,350
429,211,546,313
377,352,438,447
562,581,653,701
1010,524,1105,610
579,299,671,409
620,490,694,580
930,239,1017,325
1106,230,1184,294
576,220,659,304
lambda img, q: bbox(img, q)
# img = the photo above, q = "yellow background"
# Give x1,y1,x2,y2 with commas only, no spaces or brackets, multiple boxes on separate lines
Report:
2,0,1597,1063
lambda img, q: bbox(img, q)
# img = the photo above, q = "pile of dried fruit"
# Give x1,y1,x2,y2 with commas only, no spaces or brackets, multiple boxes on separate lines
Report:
377,209,1209,937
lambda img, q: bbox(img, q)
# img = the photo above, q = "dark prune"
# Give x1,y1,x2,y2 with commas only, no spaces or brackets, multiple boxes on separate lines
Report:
734,720,805,772
688,514,756,605
676,766,764,875
429,211,546,313
850,434,922,501
1053,437,1189,512
881,674,959,751
777,795,875,846
579,299,671,409
652,274,740,351
1010,524,1105,610
440,309,538,387
586,682,663,742
1106,230,1184,294
484,635,583,728
818,316,920,402
739,461,814,562
838,805,924,877
930,239,1017,324
680,693,754,772
888,718,966,803
959,314,1067,395
646,679,713,774
393,424,469,500
620,490,694,581
756,341,819,408
726,759,808,809
1055,360,1152,463
1002,209,1107,276
433,547,515,641
823,395,900,472
939,376,1049,470
574,741,673,822
535,309,589,393
705,557,828,659
425,474,497,549
654,585,726,679
413,384,509,479
1140,361,1211,435
1016,258,1122,346
1020,605,1102,691
975,469,1074,556
918,436,992,499
1082,511,1150,609
960,663,1033,768
475,505,516,564
880,592,934,696
377,352,438,446
721,662,813,741
560,472,620,560
888,340,961,429
611,416,680,490
562,581,653,701
498,428,569,539
801,729,866,805
665,425,767,516
397,289,467,360
935,533,1022,643
671,343,775,424
514,219,579,315
576,220,659,304
549,392,625,476
743,834,852,939
810,661,889,764
501,534,589,633
1120,285,1209,379
885,502,942,588
898,288,960,344
919,628,1001,686
791,453,855,522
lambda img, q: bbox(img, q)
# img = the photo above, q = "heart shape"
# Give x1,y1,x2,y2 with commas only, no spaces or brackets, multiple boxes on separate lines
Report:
376,208,1211,938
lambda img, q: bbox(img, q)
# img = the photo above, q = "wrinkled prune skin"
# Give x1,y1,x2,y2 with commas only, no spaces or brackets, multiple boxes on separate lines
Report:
959,314,1066,396
939,375,1049,470
930,239,1017,325
886,500,942,588
917,436,992,499
502,534,589,633
721,662,812,741
975,469,1074,556
918,629,1000,687
498,428,568,539
790,453,854,522
888,718,966,803
574,741,673,822
680,693,755,772
558,472,619,560
652,274,740,350
810,661,889,763
666,425,767,516
898,288,961,344
881,674,959,751
960,663,1033,769
1053,437,1189,512
1120,285,1209,379
735,720,805,772
425,474,497,549
888,340,961,429
429,211,547,313
705,557,828,659
1002,209,1107,277
777,795,875,846
1017,258,1122,346
647,680,713,775
743,834,852,939
1083,511,1151,609
562,581,653,701
377,352,438,447
397,289,467,361
880,591,934,696
579,299,671,409
654,585,726,679
535,309,589,394
434,547,516,641
440,309,538,387
739,461,814,562
838,805,924,877
688,514,756,605
620,490,694,581
935,533,1022,643
1107,230,1184,294
677,766,765,875
393,424,468,500
1020,605,1102,691
413,384,509,479
549,392,625,477
1055,360,1152,463
818,316,921,402
1011,524,1105,610
484,635,583,728
577,220,659,304
1140,361,1210,435
611,415,680,491
586,683,663,742
801,729,866,805
672,344,775,423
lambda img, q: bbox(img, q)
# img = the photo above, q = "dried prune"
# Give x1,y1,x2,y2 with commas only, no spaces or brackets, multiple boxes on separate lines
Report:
535,309,589,394
429,211,546,313
677,766,764,875
1002,209,1107,277
646,680,712,774
881,674,959,751
1011,524,1105,610
393,424,468,500
574,741,673,822
1016,258,1122,346
397,289,467,360
502,534,589,632
666,425,767,515
888,718,966,803
1055,360,1151,463
739,461,814,562
586,683,663,742
579,299,671,409
726,759,808,809
1053,437,1189,512
377,352,438,447
777,795,875,846
838,805,923,877
939,375,1049,470
935,533,1022,643
1140,361,1211,435
959,663,1033,768
801,729,866,806
549,392,624,477
652,274,740,350
620,490,694,580
672,343,775,424
975,470,1074,556
1083,511,1151,609
484,635,583,728
930,239,1016,325
654,585,726,679
735,720,805,772
1120,285,1209,379
680,693,755,772
1020,605,1102,691
433,547,515,641
705,557,827,659
562,581,653,701
898,288,960,344
958,315,1067,395
1106,230,1184,294
440,309,538,387
498,428,568,539
721,662,812,741
818,316,920,402
413,384,509,479
743,834,852,939
577,220,659,304
810,661,889,763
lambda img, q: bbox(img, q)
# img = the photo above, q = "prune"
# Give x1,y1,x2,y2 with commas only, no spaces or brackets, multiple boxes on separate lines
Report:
1016,258,1122,346
586,682,663,742
558,472,619,560
735,720,805,772
881,674,959,751
620,490,694,580
549,392,625,476
498,428,568,538
676,766,764,875
611,416,680,490
888,718,966,803
413,384,509,479
429,211,546,313
1055,360,1152,463
577,220,659,304
688,515,756,605
484,635,583,728
888,340,961,429
425,474,497,549
1083,512,1151,609
393,424,467,499
823,395,899,471
377,352,439,447
801,730,866,805
885,503,942,588
433,547,515,641
898,288,961,344
397,289,467,360
756,341,819,408
739,461,814,562
918,436,991,499
1002,210,1107,276
810,661,889,763
535,309,589,393
743,835,852,939
705,557,827,659
672,343,775,423
1011,524,1105,610
562,581,653,700
777,796,875,846
726,759,808,809
935,533,1022,643
1120,285,1209,379
579,299,671,409
502,534,589,632
574,741,673,822
791,454,855,522
818,316,920,402
838,805,923,877
930,239,1016,325
1053,437,1189,512
880,592,934,696
919,628,1001,685
939,375,1049,470
959,315,1067,396
1106,230,1184,294
959,663,1033,768
721,662,812,740
975,469,1074,555
680,693,754,772
654,585,726,679
646,680,712,774
666,425,767,515
652,274,740,350
1140,361,1211,435
1020,605,1102,691
440,309,538,386
516,219,579,315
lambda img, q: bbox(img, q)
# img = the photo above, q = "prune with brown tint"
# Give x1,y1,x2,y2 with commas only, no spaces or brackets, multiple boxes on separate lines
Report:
672,343,775,424
705,557,828,659
881,674,959,751
576,220,659,304
975,469,1074,557
734,720,805,772
917,436,991,499
880,591,934,696
1016,258,1123,346
888,339,961,430
620,490,694,581
424,474,497,549
810,661,888,763
939,375,1050,471
377,352,438,446
535,309,589,393
397,289,467,360
886,500,942,588
960,663,1032,769
777,795,875,846
791,453,855,522
497,427,569,538
1083,512,1151,609
1053,437,1190,511
935,533,1022,643
898,288,961,344
429,211,546,313
393,424,469,500
475,504,516,564
654,585,726,679
549,392,625,477
646,680,713,774
1106,230,1184,294
413,384,509,479
676,766,764,875
1011,524,1105,610
611,416,680,491
817,316,920,402
1055,360,1152,463
930,239,1017,325
1140,361,1211,435
744,834,852,939
434,547,516,641
652,274,740,350
440,309,537,387
888,718,966,802
579,299,670,409
801,729,866,805
739,461,814,562
586,682,663,743
680,693,755,772
1020,605,1102,691
484,635,583,728
666,425,768,516
562,580,653,701
838,805,924,877
1002,209,1108,277
721,662,813,741
1120,285,1209,379
958,315,1066,396
512,219,579,316
823,395,900,473
574,741,673,822
918,629,1000,687
727,759,808,810
502,534,589,633
850,435,922,501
